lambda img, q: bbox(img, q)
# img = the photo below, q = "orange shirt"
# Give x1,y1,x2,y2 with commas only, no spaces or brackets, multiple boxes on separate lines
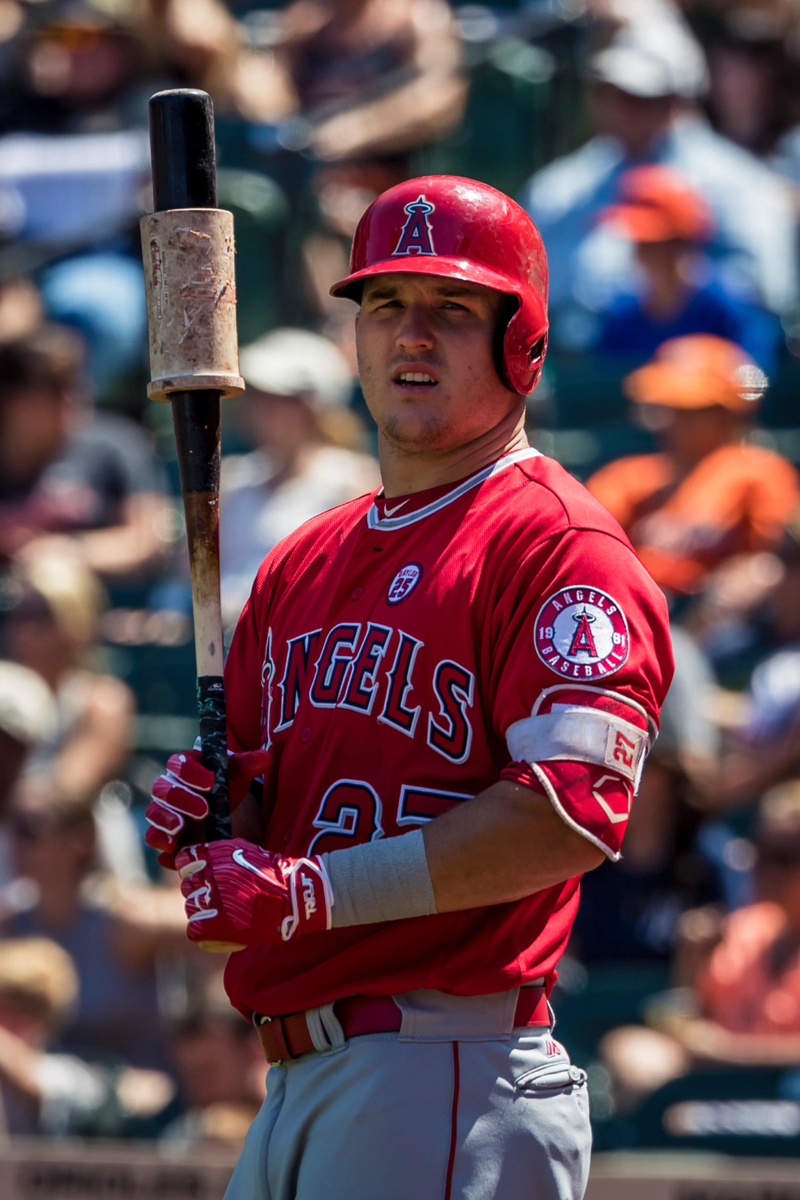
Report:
587,443,799,594
698,901,800,1035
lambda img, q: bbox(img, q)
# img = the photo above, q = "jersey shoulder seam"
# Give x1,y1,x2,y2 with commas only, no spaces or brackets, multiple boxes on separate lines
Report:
513,462,635,540
512,461,571,524
515,521,640,563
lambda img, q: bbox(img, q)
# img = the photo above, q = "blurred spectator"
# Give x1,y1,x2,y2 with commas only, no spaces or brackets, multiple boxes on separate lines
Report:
596,164,779,370
0,660,57,892
251,0,465,164
40,253,148,403
0,934,176,1136
0,110,150,402
249,0,466,320
0,278,42,344
0,3,148,135
0,935,107,1135
0,323,171,580
693,780,800,1046
0,661,56,817
715,512,800,803
600,781,800,1110
2,555,134,809
700,1,800,158
572,626,721,963
0,131,150,246
521,19,798,346
143,0,287,122
0,5,152,404
219,328,379,626
587,335,799,599
161,970,266,1148
3,783,185,1070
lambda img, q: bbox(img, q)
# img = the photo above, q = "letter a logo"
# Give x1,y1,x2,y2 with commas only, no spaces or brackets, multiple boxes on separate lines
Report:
568,607,598,658
393,195,436,256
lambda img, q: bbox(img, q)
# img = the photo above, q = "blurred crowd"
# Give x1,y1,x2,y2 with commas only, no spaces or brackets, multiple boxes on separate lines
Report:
1,0,800,1155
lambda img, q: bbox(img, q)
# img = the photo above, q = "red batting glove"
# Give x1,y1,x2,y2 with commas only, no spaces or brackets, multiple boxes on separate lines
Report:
145,746,272,869
175,840,334,946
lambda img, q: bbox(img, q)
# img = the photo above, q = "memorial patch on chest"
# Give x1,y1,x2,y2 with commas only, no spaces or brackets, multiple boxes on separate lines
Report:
387,563,422,605
534,587,629,680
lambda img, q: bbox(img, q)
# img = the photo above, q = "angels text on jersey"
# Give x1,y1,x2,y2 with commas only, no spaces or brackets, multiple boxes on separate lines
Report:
261,622,474,766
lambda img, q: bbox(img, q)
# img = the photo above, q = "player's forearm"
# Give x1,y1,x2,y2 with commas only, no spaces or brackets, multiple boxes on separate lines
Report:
312,72,465,162
324,780,605,932
422,780,605,912
0,1027,42,1108
53,681,134,804
673,1017,800,1065
74,495,170,577
721,726,800,804
170,775,607,946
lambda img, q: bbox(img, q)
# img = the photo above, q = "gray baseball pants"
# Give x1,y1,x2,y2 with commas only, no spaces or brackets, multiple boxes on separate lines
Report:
224,989,591,1200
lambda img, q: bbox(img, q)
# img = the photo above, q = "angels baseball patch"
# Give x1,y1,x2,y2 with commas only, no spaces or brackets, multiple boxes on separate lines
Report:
534,587,630,679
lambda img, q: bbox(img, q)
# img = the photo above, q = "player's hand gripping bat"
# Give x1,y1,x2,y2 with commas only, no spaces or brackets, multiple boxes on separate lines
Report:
141,89,245,951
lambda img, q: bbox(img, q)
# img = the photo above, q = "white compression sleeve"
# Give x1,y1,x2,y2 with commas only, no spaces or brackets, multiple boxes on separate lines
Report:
322,830,437,928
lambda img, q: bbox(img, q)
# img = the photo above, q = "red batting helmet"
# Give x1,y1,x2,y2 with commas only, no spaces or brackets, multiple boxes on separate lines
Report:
330,175,549,396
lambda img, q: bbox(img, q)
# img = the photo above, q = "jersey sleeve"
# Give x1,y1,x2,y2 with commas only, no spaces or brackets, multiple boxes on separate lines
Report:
487,526,673,859
224,555,281,768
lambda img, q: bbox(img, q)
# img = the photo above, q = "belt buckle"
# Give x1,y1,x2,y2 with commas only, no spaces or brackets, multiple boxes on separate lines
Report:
254,1013,290,1065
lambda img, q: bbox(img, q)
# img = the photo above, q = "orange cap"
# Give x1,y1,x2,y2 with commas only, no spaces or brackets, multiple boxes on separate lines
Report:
600,165,713,243
624,334,768,412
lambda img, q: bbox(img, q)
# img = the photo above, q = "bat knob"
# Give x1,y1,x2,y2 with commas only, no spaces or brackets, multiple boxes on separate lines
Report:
149,88,217,212
197,939,248,954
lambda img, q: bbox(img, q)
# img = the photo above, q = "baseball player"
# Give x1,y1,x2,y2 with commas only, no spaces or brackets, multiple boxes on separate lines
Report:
145,176,673,1200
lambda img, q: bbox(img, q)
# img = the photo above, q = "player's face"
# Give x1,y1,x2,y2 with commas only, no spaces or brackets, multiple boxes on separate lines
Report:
356,274,519,454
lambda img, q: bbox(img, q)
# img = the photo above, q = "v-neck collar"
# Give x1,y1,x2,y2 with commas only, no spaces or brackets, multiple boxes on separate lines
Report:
367,447,541,531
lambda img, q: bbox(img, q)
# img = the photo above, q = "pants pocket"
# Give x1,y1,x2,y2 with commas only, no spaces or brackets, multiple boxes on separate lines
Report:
513,1061,588,1095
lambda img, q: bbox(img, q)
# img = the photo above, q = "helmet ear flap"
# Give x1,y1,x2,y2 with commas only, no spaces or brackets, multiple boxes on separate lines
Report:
493,294,521,392
529,334,547,367
503,302,548,395
526,332,548,394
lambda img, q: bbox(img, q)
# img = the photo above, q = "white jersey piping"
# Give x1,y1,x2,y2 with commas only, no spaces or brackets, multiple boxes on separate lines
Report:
366,447,542,531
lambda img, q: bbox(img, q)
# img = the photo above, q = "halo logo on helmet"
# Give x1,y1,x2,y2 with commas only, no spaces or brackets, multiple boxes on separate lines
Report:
393,196,436,257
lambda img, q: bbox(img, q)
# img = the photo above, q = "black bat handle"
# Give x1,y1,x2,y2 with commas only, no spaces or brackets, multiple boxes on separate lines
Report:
148,89,230,840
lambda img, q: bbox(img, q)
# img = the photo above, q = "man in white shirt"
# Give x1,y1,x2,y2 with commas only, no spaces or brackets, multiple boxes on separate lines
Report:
220,328,380,627
520,22,798,345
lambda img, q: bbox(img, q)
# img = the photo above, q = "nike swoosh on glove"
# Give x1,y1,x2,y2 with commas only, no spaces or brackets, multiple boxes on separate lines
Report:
176,840,334,945
146,746,272,869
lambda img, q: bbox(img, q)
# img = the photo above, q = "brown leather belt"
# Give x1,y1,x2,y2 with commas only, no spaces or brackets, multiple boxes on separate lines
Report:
254,988,550,1064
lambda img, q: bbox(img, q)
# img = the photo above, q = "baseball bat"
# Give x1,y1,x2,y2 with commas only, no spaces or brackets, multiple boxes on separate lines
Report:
143,90,247,950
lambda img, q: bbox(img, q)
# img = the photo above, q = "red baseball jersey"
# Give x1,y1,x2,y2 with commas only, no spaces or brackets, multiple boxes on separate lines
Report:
222,447,673,1019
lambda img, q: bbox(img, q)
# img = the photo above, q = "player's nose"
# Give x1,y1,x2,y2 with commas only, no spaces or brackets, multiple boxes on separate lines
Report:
394,303,435,352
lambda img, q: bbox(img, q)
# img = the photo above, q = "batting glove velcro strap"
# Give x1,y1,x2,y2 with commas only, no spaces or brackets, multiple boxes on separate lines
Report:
176,839,333,946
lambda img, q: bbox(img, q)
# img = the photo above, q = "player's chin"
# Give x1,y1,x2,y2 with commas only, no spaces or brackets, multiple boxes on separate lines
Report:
381,408,453,451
